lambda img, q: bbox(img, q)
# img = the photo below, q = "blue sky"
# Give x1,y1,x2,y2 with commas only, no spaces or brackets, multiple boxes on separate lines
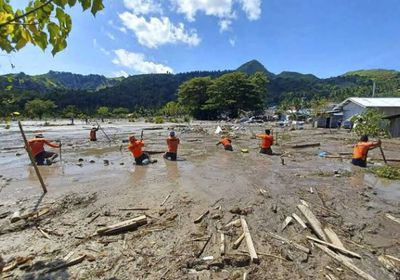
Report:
1,0,400,78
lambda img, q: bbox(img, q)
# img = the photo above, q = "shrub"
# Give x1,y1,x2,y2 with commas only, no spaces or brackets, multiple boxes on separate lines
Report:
154,116,164,124
370,166,400,180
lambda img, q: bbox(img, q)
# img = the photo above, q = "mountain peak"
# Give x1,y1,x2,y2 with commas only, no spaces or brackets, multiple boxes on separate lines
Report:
236,59,275,78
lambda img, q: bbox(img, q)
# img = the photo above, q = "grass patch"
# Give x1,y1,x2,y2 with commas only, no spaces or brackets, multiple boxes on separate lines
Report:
369,166,400,180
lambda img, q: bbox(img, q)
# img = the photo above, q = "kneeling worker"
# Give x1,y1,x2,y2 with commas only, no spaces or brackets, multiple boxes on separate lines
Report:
128,135,156,165
256,129,273,154
352,135,381,168
28,134,60,165
164,131,180,161
217,135,233,151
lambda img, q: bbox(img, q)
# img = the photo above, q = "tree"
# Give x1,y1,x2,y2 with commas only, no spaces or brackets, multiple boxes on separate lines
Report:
112,107,129,117
351,109,389,137
62,105,79,124
97,106,109,122
178,77,212,119
0,0,104,55
25,98,56,119
160,101,186,117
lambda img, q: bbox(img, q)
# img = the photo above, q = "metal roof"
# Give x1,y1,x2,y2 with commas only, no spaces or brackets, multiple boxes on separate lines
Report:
339,97,400,108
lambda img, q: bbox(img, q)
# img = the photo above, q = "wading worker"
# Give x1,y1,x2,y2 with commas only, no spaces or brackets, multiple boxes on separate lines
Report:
90,126,99,141
128,135,156,165
28,134,60,165
164,131,180,161
352,135,381,167
216,135,233,151
256,129,274,154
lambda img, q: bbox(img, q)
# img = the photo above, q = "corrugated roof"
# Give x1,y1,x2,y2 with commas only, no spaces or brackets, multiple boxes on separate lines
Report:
340,97,400,108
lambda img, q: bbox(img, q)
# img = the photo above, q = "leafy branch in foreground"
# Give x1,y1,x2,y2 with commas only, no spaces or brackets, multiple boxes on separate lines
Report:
0,0,104,55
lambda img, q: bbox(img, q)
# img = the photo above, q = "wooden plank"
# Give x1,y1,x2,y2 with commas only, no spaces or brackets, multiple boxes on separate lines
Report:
18,121,47,193
194,210,209,224
385,213,400,225
297,204,327,241
240,216,259,263
307,236,361,259
324,227,353,262
232,233,245,249
281,216,293,232
292,213,307,230
314,243,377,280
290,143,320,149
267,231,310,254
97,215,147,235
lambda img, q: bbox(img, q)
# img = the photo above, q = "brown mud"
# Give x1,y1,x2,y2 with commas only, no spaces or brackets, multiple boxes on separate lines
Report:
0,120,399,279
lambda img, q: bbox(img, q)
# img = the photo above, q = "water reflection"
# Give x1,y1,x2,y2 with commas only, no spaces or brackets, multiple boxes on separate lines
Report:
165,160,179,181
131,165,147,184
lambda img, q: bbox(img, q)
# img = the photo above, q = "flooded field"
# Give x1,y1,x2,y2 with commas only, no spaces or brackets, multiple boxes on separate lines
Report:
0,120,399,279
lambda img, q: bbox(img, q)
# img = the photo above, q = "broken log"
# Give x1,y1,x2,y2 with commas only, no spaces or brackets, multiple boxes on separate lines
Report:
292,213,307,230
97,215,147,235
194,210,210,224
267,231,310,254
233,233,245,250
307,236,361,259
240,216,259,263
314,243,377,280
385,213,400,225
297,204,327,241
281,216,293,231
289,143,320,149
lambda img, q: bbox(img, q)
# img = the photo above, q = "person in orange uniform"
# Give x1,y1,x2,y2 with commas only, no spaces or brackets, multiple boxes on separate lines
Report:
128,135,156,165
256,129,274,155
28,134,60,165
164,131,180,161
216,135,233,151
352,135,381,167
90,126,99,141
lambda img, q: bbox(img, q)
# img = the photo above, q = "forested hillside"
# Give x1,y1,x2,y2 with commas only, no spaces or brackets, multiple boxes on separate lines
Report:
1,60,400,119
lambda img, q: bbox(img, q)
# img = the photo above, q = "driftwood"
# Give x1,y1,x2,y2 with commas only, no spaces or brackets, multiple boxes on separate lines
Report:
307,236,361,259
314,243,377,280
297,204,327,241
385,213,400,225
160,194,171,206
97,215,147,235
324,227,352,262
378,255,400,273
240,216,259,263
145,150,165,155
197,234,213,258
220,233,225,256
267,231,310,254
194,210,210,224
281,216,293,232
118,208,149,211
233,233,245,249
47,255,86,273
289,143,320,149
10,211,21,223
224,219,241,229
292,213,307,230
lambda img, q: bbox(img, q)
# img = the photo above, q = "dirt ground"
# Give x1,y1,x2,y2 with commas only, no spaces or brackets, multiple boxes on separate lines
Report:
0,120,399,280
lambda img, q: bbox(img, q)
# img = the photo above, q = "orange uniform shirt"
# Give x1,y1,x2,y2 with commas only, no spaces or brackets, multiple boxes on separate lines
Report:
353,142,374,160
128,140,144,158
28,139,59,157
220,137,232,147
167,137,180,153
257,134,273,149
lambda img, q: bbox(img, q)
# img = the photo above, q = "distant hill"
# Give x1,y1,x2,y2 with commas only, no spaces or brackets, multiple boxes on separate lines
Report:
0,71,119,92
343,69,400,80
237,59,275,78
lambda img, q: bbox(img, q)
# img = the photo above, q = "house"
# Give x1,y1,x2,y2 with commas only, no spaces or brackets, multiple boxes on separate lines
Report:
315,104,342,128
332,97,400,137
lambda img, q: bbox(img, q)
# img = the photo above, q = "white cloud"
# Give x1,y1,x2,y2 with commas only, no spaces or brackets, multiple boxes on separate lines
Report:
171,0,234,21
112,70,129,78
119,13,200,48
229,38,236,47
112,49,174,74
219,19,232,32
123,0,163,15
106,32,116,41
172,0,262,23
100,47,111,56
239,0,261,20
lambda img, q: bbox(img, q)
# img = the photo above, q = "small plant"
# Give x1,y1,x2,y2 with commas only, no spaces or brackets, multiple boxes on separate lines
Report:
370,166,400,180
183,115,191,123
128,117,135,122
154,116,164,124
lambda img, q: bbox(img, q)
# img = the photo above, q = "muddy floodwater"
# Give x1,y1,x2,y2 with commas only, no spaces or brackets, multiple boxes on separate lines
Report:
0,120,399,279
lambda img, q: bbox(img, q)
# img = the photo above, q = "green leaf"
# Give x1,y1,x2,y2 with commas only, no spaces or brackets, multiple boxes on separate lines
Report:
33,31,48,50
68,0,77,7
80,0,91,11
15,37,27,50
91,0,104,16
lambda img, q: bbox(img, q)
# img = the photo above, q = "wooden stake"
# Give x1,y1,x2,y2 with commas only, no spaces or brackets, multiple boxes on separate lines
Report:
18,121,47,193
292,213,307,230
281,216,293,231
314,243,377,280
197,234,212,258
160,194,171,206
233,233,245,249
385,213,400,225
379,146,387,164
240,216,259,263
307,236,361,259
297,204,327,241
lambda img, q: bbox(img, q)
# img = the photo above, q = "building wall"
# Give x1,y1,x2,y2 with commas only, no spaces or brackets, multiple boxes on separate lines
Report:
389,117,400,138
343,102,365,120
379,107,400,117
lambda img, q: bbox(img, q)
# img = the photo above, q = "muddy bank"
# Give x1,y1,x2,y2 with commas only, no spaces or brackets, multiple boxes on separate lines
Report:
0,121,399,279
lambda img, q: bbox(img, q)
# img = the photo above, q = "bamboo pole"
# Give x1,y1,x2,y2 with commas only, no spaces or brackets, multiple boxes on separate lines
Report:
18,121,47,193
